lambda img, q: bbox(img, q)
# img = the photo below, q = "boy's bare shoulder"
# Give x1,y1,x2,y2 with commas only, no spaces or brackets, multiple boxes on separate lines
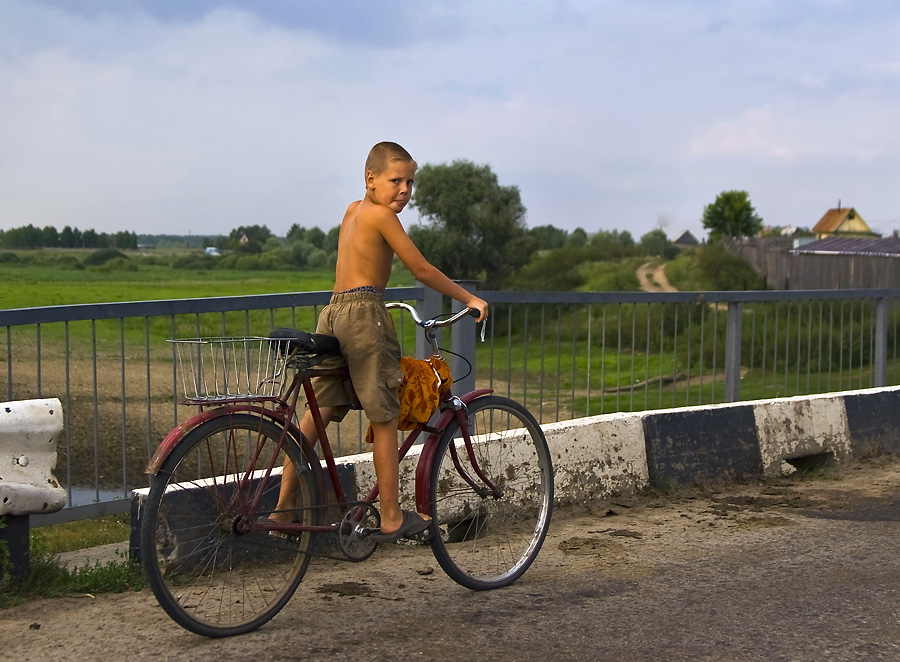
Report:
356,198,400,228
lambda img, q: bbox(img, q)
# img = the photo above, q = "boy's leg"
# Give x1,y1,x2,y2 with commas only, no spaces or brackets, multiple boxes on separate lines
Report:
271,406,334,524
370,417,431,535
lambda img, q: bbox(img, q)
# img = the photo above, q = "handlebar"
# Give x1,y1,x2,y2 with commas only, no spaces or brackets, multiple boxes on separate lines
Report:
385,302,478,328
385,302,481,358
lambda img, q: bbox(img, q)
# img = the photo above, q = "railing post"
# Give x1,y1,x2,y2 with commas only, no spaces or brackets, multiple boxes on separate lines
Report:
0,515,31,579
875,297,887,387
451,281,479,395
415,283,443,360
724,301,742,402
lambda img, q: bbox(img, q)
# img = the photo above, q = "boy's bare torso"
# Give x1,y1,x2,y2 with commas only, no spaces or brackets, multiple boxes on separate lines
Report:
333,198,395,292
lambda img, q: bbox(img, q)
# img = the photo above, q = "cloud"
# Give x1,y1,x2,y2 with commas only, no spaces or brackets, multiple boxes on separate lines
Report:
2,0,900,241
688,107,807,162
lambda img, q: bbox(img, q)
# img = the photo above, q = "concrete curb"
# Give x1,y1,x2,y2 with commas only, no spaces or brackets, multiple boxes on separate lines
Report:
127,386,900,561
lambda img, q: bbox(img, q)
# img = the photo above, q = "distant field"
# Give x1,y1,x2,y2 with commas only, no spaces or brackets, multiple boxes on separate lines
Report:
0,256,415,309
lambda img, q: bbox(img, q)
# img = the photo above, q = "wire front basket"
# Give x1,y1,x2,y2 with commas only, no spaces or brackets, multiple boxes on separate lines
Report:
170,337,292,404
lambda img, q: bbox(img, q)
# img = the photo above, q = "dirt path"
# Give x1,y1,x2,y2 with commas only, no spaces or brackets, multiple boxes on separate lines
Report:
636,261,677,293
4,455,900,660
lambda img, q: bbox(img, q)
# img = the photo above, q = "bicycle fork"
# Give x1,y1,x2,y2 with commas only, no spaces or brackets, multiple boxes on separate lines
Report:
445,397,502,500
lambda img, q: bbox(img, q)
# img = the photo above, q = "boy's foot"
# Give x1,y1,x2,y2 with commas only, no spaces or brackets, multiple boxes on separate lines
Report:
369,510,431,544
267,512,297,525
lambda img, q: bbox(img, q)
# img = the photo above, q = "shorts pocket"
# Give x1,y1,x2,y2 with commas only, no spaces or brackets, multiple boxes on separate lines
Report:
384,359,404,389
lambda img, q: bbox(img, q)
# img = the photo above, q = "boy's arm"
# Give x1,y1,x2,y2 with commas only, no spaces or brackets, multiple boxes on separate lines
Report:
376,209,488,321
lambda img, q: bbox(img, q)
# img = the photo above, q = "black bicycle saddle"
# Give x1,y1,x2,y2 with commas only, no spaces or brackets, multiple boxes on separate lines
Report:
268,328,341,356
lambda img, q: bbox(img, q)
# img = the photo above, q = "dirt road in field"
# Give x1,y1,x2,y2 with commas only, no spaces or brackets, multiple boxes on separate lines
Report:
637,261,677,293
4,456,900,661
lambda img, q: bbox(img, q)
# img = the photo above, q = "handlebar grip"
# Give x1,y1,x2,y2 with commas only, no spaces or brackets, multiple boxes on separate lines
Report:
467,308,480,318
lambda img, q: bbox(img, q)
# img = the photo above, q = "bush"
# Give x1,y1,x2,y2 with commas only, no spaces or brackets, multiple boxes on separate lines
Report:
83,248,127,266
234,255,264,270
257,250,293,270
216,254,240,269
506,248,586,291
288,241,312,269
14,252,40,265
581,259,642,292
306,248,328,270
55,255,84,270
95,257,137,272
172,253,215,270
695,243,766,290
0,252,20,263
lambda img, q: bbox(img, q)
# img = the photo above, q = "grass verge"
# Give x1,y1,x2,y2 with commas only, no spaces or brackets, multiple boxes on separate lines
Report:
0,515,145,609
32,514,131,555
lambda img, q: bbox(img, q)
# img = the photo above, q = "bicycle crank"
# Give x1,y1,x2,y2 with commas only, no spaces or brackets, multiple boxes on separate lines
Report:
337,503,380,561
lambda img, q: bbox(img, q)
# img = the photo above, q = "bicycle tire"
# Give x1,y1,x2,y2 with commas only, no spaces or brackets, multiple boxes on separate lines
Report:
429,395,553,590
141,413,322,637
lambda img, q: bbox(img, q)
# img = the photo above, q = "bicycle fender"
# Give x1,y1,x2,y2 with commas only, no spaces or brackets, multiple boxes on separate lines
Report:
145,404,287,475
414,389,493,511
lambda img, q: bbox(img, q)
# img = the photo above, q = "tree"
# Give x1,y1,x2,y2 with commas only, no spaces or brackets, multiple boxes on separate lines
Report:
566,227,588,247
42,225,59,247
3,224,43,247
409,160,535,289
639,229,670,257
589,229,634,250
112,231,137,249
228,224,273,253
286,224,306,244
324,225,340,253
702,190,763,241
60,226,81,248
529,224,568,251
82,229,99,248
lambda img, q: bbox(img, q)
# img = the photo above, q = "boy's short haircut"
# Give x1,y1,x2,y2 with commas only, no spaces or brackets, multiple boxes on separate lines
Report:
365,141,417,177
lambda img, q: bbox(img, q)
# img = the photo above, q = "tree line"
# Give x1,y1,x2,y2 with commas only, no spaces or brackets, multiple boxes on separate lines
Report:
2,161,775,291
0,224,138,250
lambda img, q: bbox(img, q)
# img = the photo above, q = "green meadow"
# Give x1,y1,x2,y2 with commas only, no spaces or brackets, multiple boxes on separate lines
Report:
2,262,337,309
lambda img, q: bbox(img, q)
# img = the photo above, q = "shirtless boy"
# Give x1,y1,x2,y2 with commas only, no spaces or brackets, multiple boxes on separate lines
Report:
272,141,488,542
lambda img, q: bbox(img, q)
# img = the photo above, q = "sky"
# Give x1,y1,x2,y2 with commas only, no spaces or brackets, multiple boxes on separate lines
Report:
1,0,899,242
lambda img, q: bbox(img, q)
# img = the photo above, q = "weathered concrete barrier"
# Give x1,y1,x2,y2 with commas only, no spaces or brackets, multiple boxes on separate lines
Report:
396,386,900,501
0,398,67,577
130,386,900,558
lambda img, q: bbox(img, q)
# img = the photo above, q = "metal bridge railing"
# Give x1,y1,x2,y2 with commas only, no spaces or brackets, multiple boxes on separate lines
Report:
3,285,899,525
473,289,900,425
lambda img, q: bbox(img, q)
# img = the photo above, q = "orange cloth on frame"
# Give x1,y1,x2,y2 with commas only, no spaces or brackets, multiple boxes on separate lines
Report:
364,356,452,443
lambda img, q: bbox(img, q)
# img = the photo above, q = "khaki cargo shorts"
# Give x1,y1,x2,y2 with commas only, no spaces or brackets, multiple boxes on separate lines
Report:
309,290,404,423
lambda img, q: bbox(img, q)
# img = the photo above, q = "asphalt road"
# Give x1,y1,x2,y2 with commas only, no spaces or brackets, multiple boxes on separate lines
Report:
3,457,900,661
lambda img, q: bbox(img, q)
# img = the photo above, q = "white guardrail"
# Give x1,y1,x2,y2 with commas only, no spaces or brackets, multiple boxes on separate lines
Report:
0,398,67,517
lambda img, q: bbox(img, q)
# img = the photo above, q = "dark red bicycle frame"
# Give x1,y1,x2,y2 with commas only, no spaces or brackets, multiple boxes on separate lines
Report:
145,364,496,538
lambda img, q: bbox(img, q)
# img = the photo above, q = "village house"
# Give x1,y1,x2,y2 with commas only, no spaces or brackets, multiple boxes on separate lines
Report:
812,202,877,240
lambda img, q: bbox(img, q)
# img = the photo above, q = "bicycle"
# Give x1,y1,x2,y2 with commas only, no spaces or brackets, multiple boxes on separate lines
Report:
141,302,554,637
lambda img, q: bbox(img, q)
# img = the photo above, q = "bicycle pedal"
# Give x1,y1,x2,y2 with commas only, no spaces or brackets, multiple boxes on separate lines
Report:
405,527,434,544
268,530,299,541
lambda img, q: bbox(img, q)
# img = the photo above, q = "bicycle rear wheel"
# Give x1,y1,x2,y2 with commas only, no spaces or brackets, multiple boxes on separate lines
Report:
429,395,553,590
141,413,322,637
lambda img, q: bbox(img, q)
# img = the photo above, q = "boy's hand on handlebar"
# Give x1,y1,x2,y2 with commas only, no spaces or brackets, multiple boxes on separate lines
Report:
468,297,488,323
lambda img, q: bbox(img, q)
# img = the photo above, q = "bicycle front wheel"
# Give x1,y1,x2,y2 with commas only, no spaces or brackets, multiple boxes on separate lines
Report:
141,413,322,637
429,395,553,590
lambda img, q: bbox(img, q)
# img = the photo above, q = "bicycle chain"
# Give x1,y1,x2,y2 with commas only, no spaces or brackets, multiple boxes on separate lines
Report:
264,501,433,562
263,500,421,563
